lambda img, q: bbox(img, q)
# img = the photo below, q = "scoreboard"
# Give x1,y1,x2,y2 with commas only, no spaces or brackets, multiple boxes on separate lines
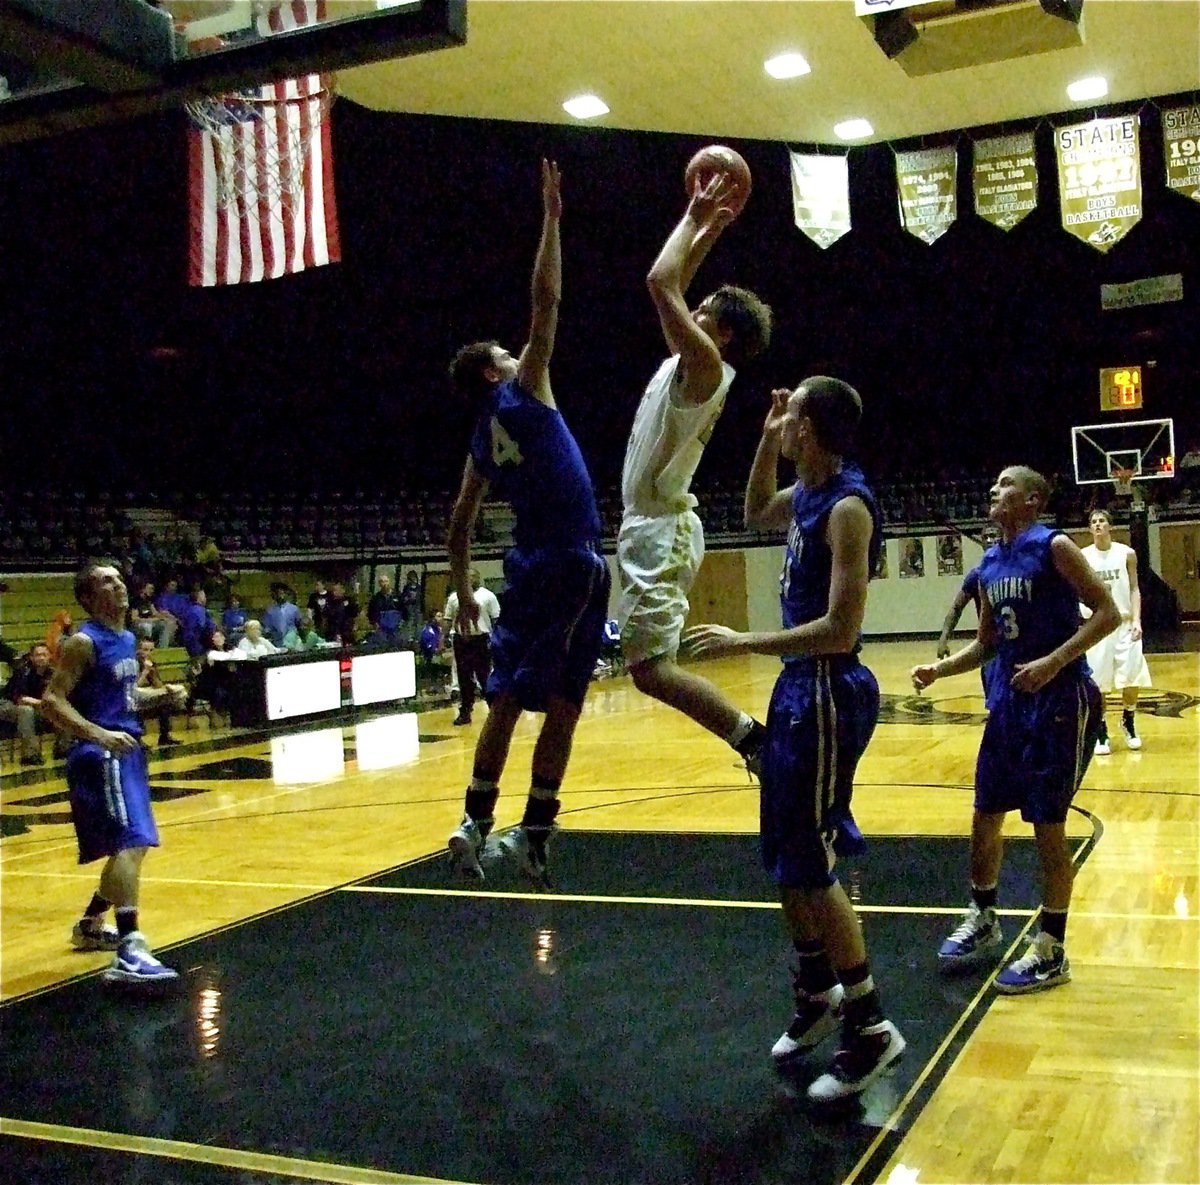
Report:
1099,365,1143,411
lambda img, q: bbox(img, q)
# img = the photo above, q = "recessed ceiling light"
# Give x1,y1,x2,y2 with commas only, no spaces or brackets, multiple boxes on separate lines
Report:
764,52,811,80
834,118,874,141
1067,76,1108,102
562,94,609,120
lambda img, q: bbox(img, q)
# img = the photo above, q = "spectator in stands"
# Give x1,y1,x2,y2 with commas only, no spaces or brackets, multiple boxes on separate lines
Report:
322,581,358,645
282,609,324,651
399,569,423,644
127,528,155,587
195,534,228,598
45,610,74,663
263,583,301,647
135,639,180,748
237,620,278,658
1,642,54,764
155,525,184,585
221,592,248,644
154,577,189,629
307,580,330,635
130,580,175,649
179,588,216,660
368,572,404,644
193,629,242,722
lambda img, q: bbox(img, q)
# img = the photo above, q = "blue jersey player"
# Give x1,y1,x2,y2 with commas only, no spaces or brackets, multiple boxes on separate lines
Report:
936,524,1001,702
41,563,187,989
685,378,905,1104
446,160,610,885
912,467,1118,993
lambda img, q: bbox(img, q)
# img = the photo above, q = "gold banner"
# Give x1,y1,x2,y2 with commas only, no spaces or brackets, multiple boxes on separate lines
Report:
895,146,956,244
1055,115,1142,252
788,151,851,249
1162,105,1200,203
973,131,1037,230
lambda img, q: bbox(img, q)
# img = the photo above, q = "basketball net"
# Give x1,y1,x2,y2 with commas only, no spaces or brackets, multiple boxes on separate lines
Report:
1111,466,1143,507
184,80,335,220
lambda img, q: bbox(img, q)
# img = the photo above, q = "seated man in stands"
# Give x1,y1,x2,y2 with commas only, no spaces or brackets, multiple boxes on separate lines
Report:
135,638,180,747
237,620,279,658
220,592,248,644
1,642,54,765
282,610,325,652
130,580,175,649
153,578,189,632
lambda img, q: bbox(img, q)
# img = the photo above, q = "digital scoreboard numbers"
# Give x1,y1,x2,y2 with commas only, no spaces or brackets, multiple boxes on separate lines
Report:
1099,366,1143,411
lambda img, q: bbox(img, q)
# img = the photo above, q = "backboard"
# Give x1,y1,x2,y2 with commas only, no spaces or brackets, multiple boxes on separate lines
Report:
0,0,465,145
1070,418,1176,485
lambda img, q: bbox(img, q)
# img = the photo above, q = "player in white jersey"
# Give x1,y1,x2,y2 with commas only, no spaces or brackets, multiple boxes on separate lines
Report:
617,172,773,773
1080,509,1151,753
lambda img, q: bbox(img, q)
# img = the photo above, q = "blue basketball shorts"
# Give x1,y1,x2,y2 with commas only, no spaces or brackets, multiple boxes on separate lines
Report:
487,545,611,712
974,675,1102,824
67,741,159,865
761,657,880,890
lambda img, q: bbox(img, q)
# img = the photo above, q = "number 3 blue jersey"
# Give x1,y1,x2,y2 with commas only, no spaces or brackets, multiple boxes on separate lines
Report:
470,379,602,550
978,523,1086,684
71,620,141,736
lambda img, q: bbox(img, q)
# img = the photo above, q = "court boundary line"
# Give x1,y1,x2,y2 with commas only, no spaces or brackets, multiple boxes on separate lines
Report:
0,1117,478,1185
844,801,1106,1184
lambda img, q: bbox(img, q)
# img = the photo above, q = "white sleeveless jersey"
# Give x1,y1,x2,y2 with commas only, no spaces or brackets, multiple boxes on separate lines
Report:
621,355,734,516
1081,541,1135,618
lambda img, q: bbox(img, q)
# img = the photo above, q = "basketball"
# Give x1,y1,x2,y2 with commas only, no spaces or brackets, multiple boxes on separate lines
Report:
684,145,752,215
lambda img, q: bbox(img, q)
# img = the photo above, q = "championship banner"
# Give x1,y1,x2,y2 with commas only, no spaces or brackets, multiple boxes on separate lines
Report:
972,131,1037,230
1055,115,1142,252
1162,104,1200,203
788,151,851,248
894,146,956,244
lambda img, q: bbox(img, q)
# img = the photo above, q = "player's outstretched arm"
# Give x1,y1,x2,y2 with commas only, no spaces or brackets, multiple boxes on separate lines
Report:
447,457,489,634
646,174,738,406
517,159,561,407
744,387,794,532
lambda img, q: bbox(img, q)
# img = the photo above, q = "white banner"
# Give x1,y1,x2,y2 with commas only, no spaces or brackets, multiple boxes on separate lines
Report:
789,152,851,249
972,131,1037,230
1055,115,1142,252
1162,104,1200,202
895,145,957,244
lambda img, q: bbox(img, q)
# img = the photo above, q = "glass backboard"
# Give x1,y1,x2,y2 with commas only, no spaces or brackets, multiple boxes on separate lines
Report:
1070,418,1176,485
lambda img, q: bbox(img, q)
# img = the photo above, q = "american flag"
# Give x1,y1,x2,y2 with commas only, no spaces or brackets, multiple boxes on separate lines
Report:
187,0,341,287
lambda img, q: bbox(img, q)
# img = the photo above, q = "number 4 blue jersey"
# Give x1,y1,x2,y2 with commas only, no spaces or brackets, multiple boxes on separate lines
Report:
780,464,882,648
978,523,1086,684
71,620,141,736
470,379,602,550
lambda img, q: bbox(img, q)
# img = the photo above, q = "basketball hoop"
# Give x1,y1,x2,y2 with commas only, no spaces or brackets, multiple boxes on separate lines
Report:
184,78,336,219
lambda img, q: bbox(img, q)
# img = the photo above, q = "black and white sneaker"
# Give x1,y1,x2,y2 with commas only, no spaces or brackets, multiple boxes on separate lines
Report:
771,982,844,1065
1121,710,1142,750
807,1019,906,1103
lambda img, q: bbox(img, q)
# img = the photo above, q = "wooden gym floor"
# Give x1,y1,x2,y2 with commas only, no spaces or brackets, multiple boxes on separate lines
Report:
0,639,1196,1184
